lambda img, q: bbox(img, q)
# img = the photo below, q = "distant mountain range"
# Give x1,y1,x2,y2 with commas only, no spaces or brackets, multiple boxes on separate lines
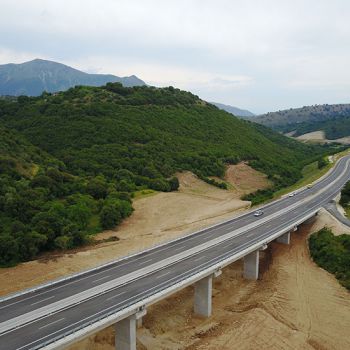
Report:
0,59,145,96
253,104,350,140
211,102,255,118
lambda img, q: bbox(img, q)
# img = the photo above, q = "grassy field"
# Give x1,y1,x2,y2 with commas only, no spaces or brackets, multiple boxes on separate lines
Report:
133,189,158,199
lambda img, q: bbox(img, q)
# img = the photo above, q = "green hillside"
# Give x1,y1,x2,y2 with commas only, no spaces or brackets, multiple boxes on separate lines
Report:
0,124,133,266
309,228,350,290
253,104,350,140
291,115,350,140
0,84,330,186
0,83,339,265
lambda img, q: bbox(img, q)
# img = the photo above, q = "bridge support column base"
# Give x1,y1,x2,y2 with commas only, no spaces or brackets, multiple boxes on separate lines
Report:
115,315,136,350
276,232,290,245
194,275,212,317
244,250,259,280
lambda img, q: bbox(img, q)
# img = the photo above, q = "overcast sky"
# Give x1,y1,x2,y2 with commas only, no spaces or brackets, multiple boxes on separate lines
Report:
0,0,349,113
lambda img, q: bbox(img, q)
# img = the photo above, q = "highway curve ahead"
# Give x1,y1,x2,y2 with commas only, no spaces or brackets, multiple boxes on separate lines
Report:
0,154,350,350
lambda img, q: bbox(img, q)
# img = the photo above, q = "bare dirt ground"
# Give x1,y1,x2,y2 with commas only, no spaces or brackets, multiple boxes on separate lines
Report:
2,164,350,350
313,208,350,236
69,211,350,350
0,164,268,296
224,162,271,194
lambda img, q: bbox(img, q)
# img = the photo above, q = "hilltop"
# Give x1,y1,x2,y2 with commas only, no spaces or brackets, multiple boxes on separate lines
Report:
253,104,350,140
0,59,145,96
0,83,338,265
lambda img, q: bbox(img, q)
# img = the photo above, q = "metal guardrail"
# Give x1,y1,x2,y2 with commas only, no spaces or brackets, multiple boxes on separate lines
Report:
3,161,348,336
2,157,350,350
38,209,321,350
37,160,350,350
1,153,345,304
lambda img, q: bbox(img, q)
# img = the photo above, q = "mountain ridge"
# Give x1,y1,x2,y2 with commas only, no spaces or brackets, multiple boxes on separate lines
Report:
253,103,350,140
211,101,255,118
0,58,145,96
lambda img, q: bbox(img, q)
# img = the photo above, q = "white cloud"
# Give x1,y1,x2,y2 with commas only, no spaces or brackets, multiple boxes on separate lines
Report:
0,0,350,112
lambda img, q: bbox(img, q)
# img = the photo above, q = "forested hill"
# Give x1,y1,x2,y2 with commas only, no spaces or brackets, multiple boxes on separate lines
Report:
0,84,327,184
0,83,337,265
253,104,350,139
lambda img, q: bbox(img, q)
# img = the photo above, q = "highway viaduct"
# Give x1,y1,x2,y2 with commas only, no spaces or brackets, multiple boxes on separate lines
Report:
0,154,349,350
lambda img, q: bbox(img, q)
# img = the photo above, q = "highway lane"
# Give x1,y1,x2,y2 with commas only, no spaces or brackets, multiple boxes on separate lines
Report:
4,156,348,349
0,156,347,323
1,155,350,350
0,157,345,348
324,200,350,227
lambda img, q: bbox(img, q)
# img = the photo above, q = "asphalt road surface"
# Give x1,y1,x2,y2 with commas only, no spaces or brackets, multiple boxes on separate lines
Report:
1,155,350,350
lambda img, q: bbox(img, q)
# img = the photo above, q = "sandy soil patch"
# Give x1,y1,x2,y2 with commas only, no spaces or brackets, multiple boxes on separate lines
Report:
224,162,271,194
0,171,255,296
68,214,350,350
313,208,350,236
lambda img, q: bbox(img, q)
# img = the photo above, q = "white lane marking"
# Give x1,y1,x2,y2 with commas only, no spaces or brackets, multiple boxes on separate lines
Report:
5,158,350,337
30,296,55,306
3,159,346,309
92,275,111,283
155,271,172,279
138,258,153,265
193,256,205,262
173,246,185,252
4,157,346,308
38,318,65,330
106,291,127,301
4,162,350,337
13,178,350,350
0,260,133,309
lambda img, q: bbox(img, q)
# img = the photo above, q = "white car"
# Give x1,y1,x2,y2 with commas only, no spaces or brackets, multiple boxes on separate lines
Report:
288,192,296,197
254,209,264,217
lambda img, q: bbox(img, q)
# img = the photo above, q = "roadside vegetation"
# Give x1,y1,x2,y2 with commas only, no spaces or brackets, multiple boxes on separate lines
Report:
309,227,350,290
243,156,333,205
340,180,350,217
0,83,343,265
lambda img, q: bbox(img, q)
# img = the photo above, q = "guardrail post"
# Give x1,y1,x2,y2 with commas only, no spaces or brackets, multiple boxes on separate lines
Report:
276,232,290,245
115,314,137,350
243,250,259,280
194,275,213,317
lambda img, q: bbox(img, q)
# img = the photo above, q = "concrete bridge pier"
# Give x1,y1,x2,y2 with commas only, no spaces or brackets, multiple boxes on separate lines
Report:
276,231,290,244
194,275,213,317
243,250,259,280
115,308,146,350
115,315,136,350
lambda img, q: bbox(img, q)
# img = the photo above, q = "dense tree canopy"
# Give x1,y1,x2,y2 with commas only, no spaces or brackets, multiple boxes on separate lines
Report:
309,228,350,290
0,83,341,265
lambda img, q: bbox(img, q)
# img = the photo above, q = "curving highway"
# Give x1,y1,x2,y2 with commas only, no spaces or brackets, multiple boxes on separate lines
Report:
0,154,350,350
